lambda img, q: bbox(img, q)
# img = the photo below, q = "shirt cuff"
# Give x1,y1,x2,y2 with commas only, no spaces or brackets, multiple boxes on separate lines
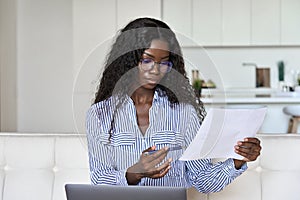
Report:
225,158,248,178
137,178,145,186
117,170,129,186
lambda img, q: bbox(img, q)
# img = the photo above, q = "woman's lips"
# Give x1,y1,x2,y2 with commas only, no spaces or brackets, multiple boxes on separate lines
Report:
140,76,161,85
146,78,160,84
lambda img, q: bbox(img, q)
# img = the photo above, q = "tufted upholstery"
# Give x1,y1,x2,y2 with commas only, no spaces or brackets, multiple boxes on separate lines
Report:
188,134,300,200
0,133,89,200
0,133,299,200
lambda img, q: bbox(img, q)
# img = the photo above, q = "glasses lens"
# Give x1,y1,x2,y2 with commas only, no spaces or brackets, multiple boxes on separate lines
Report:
160,61,172,73
141,58,154,70
140,59,172,73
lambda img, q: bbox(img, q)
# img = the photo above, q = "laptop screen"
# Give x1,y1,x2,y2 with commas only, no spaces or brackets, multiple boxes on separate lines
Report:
65,184,187,200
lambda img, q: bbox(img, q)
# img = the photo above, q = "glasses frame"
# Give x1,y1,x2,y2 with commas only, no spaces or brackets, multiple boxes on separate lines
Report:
139,58,173,73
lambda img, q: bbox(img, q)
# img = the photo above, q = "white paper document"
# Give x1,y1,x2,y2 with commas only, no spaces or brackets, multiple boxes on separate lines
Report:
179,106,267,160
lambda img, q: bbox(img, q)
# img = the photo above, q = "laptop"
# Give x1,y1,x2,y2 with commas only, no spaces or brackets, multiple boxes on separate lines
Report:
65,184,187,200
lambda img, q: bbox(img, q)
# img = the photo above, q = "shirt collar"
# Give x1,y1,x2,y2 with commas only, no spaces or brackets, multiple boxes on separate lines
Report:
124,88,161,103
153,89,159,102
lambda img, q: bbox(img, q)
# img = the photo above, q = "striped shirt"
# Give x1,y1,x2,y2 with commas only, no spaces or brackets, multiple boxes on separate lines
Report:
86,90,247,193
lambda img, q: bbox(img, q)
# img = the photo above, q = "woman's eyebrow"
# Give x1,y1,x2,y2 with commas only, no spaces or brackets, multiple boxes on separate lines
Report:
143,52,169,60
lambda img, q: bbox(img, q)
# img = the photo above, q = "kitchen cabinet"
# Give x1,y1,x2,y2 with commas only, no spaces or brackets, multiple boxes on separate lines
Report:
281,0,300,45
222,0,251,45
192,0,222,46
163,0,300,47
164,0,252,46
162,0,194,46
251,0,280,45
117,0,161,30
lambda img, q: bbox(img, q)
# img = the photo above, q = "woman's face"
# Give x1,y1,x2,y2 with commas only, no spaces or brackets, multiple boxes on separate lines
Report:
137,39,171,90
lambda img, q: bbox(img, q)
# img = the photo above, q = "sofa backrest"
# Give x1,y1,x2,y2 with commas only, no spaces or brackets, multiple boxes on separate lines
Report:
0,133,90,200
0,133,299,200
188,134,300,200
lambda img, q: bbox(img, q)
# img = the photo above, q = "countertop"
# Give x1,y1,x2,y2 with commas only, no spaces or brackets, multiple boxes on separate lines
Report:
201,96,300,104
200,88,300,104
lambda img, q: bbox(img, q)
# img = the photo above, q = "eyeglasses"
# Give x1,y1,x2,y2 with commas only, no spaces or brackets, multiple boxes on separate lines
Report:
140,58,173,73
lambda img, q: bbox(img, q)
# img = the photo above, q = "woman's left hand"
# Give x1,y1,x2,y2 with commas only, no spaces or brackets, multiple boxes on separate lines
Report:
233,137,262,169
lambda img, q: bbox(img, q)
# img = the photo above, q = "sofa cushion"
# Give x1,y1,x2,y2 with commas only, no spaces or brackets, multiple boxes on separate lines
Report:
0,137,4,168
187,187,208,200
55,136,89,169
208,170,261,200
52,169,90,200
0,170,4,200
3,170,54,200
5,136,55,169
262,171,300,200
259,135,300,170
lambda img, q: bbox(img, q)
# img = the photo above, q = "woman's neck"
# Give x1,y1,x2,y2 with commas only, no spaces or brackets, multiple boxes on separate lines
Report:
131,87,155,105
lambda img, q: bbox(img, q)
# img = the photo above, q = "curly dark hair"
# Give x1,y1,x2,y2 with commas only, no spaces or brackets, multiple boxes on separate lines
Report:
94,17,206,135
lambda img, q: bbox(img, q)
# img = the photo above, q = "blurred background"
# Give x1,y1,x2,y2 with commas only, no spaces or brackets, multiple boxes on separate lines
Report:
1,0,300,134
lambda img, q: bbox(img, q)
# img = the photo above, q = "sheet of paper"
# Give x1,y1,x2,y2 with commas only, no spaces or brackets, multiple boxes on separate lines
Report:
179,106,267,160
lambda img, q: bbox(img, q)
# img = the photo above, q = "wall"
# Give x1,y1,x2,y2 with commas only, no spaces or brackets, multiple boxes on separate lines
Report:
72,0,117,133
0,0,17,131
183,46,300,89
16,0,74,132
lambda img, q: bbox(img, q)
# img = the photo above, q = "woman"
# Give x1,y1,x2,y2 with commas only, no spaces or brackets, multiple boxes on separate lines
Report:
86,17,261,193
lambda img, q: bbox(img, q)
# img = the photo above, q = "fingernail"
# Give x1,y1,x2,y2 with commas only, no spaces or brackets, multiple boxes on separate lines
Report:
168,158,172,162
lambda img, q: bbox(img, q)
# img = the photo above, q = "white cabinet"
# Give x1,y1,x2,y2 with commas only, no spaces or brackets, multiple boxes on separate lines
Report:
251,0,280,45
162,0,300,46
117,0,161,30
162,0,194,46
281,0,300,45
192,0,222,46
222,0,251,45
193,0,251,46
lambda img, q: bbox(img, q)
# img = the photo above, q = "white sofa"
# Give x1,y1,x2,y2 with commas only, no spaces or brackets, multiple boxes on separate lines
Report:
0,133,299,200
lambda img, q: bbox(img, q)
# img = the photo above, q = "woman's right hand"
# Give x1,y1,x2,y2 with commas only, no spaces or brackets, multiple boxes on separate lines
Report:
126,146,172,185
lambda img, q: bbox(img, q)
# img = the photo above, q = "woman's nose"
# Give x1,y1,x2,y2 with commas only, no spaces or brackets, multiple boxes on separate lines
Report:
149,62,160,74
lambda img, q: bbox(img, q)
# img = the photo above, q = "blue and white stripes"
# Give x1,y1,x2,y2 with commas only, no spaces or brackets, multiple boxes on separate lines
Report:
86,91,246,193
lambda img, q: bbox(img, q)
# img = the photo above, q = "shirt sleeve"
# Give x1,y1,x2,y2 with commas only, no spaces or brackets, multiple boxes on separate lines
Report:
86,105,129,186
184,106,247,193
185,158,247,193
